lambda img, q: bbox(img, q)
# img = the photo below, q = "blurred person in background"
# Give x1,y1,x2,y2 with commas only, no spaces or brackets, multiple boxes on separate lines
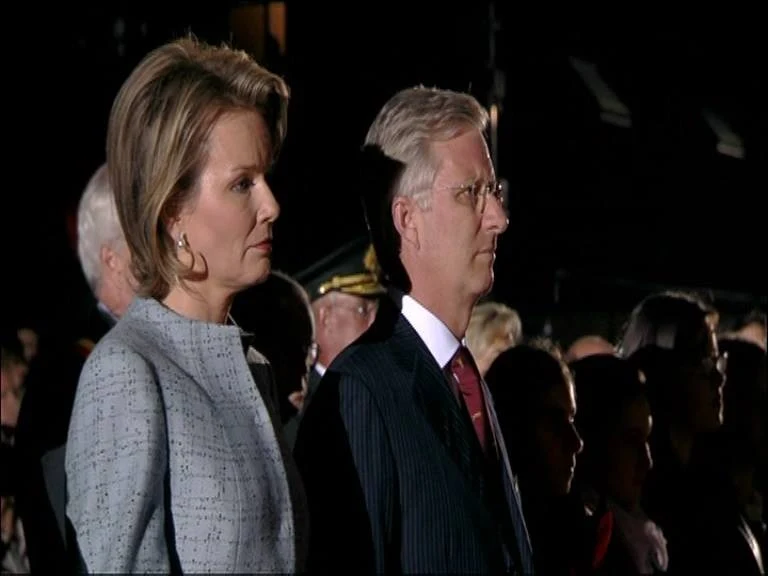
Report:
570,354,667,575
292,237,384,421
14,162,137,573
229,270,316,446
619,291,745,574
564,334,616,364
486,342,595,575
466,300,522,377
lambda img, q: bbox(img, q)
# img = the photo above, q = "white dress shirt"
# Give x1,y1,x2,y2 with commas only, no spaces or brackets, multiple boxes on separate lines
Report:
400,295,461,370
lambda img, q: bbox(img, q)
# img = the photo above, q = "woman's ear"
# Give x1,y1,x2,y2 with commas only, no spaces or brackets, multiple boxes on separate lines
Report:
164,211,183,244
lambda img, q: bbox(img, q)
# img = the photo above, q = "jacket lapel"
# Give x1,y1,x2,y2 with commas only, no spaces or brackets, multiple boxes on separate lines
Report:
375,297,531,573
390,313,485,496
482,379,534,573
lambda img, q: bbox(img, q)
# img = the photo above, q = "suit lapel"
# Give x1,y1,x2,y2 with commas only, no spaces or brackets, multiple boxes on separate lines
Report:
390,313,485,496
482,379,534,573
374,298,532,573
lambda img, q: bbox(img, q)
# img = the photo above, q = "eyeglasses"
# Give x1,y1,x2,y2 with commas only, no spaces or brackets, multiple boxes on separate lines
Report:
331,296,379,319
434,180,507,215
680,351,728,377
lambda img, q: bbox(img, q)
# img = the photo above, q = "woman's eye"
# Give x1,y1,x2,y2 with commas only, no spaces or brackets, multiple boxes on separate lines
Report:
232,178,254,193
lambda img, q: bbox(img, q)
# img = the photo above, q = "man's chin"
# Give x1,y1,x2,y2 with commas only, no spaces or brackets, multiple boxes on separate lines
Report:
473,271,494,299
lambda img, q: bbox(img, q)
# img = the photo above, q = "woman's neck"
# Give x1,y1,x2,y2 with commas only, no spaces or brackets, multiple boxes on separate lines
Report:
162,284,232,324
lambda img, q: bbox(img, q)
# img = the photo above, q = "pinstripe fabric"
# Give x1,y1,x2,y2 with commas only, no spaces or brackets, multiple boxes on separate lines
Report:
483,379,535,574
294,297,533,574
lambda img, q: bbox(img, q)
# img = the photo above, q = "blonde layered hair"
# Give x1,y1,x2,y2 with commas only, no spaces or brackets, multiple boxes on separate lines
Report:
107,37,290,299
466,301,523,377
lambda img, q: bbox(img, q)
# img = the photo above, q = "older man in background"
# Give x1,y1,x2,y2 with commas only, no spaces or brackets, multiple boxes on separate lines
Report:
295,236,385,410
14,164,136,573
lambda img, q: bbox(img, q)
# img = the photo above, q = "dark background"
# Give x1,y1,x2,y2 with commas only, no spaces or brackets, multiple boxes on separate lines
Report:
5,1,765,344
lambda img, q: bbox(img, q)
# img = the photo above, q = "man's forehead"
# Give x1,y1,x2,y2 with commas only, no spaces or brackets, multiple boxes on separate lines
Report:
333,291,369,304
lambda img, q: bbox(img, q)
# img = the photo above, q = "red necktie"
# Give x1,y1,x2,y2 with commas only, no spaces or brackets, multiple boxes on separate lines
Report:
450,345,489,452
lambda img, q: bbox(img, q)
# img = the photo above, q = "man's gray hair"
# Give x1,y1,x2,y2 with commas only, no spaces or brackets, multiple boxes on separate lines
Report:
77,164,125,294
364,86,489,203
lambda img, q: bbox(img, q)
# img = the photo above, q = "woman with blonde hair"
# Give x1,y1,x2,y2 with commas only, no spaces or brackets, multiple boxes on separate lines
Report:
466,300,522,377
65,37,305,573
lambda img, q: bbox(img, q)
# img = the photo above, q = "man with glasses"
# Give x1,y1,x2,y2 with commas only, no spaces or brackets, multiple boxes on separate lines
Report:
292,237,385,427
294,87,532,574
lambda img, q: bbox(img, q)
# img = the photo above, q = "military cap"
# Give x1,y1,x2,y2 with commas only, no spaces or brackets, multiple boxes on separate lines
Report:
296,237,386,302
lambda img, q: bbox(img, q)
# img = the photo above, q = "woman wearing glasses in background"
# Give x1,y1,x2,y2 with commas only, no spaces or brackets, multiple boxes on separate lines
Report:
618,291,758,575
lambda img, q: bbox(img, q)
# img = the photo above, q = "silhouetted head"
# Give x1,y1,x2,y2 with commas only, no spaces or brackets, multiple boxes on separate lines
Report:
486,342,583,497
570,354,651,511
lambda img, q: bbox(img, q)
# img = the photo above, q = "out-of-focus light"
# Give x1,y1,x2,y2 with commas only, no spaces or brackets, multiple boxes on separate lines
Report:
702,108,745,159
570,57,632,128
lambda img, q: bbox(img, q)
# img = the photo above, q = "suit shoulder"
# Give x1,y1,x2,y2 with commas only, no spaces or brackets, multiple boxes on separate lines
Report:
331,337,398,380
76,325,160,407
83,320,149,367
323,340,412,413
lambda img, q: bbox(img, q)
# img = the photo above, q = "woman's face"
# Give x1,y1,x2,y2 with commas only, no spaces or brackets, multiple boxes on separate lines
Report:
533,375,584,496
603,396,653,511
171,109,280,297
678,324,727,434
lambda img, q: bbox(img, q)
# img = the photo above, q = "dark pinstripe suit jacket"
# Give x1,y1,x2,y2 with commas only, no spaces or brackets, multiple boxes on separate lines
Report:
294,296,533,574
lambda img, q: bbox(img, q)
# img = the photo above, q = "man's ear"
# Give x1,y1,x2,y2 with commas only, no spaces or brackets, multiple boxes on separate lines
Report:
314,300,332,329
101,244,119,272
318,304,328,327
392,196,420,250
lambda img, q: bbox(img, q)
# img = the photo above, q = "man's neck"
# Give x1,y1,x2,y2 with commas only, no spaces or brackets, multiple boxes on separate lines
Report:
408,285,472,340
96,301,119,325
97,281,128,320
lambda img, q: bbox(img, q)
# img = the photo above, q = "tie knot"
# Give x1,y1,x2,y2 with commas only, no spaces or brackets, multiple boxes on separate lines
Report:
451,345,473,370
451,346,481,395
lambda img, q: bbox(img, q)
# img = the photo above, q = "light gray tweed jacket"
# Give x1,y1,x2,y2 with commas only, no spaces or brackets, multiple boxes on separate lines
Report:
65,297,307,573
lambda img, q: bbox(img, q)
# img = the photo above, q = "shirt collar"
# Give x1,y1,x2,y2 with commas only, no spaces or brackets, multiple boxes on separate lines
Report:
401,294,461,370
